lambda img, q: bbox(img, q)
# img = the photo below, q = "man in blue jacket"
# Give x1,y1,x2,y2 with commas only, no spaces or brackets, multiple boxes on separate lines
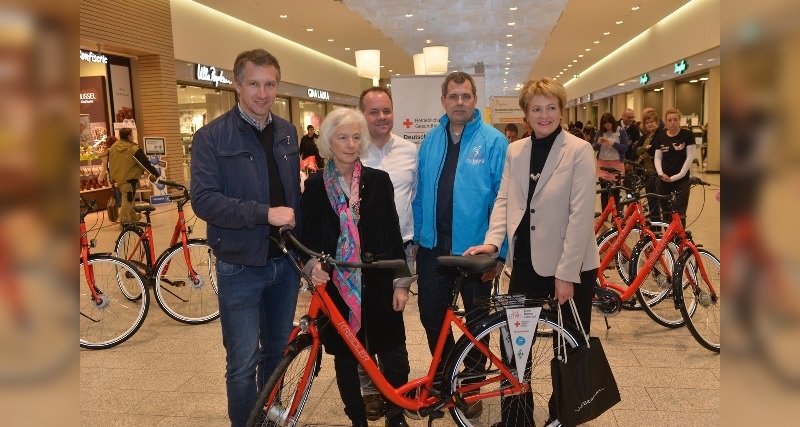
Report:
412,71,507,418
190,49,301,427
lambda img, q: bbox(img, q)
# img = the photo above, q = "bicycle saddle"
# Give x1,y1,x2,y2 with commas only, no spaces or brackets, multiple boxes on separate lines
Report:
437,255,497,273
133,204,156,213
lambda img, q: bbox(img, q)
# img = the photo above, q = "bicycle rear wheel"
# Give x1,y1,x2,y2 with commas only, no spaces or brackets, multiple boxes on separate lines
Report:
631,237,684,328
443,310,582,427
114,226,147,300
154,240,219,324
248,334,320,427
675,249,721,352
80,255,149,349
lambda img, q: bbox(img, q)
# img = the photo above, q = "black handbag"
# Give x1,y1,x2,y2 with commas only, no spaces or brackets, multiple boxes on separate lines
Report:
551,299,621,426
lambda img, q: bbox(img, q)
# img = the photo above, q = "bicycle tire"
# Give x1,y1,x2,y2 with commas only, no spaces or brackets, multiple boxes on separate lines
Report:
443,310,583,427
247,334,321,427
113,226,147,300
80,255,149,349
631,236,684,328
675,249,720,352
154,240,219,324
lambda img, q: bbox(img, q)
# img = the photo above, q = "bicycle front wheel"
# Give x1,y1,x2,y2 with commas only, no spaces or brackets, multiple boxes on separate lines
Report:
443,310,582,427
675,249,721,352
114,226,147,300
248,334,320,427
154,240,219,324
80,255,149,349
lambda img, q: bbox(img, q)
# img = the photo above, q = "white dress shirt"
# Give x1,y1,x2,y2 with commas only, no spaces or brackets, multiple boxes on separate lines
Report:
361,133,418,243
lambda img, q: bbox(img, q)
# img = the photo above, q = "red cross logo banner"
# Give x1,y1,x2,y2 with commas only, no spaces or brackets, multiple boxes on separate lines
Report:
403,119,413,128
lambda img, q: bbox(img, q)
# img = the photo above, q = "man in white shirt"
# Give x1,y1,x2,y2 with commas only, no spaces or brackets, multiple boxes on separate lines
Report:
357,86,418,423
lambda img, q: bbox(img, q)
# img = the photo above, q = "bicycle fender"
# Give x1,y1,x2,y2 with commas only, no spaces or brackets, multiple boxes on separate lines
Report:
671,249,696,310
629,235,654,283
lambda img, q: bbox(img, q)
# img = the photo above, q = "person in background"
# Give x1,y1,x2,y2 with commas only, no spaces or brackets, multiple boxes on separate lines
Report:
504,123,519,143
356,86,418,422
620,108,641,160
107,128,160,224
521,116,532,138
412,71,508,419
568,120,584,139
592,112,629,209
300,108,412,427
653,108,695,226
190,49,302,427
299,124,323,170
465,77,599,427
636,110,663,221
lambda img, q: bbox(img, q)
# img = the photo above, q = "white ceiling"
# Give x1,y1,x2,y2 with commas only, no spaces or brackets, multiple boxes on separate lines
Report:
192,0,690,98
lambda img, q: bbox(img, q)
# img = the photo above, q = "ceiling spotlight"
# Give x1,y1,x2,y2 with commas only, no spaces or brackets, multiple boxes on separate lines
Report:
505,57,511,60
509,6,517,11
632,6,640,11
327,39,334,42
572,59,578,62
618,83,626,86
593,40,600,44
405,13,413,17
306,28,314,31
567,64,573,67
504,71,509,74
559,72,563,75
508,22,515,26
506,34,513,37
426,39,432,43
505,67,509,70
689,79,699,83
389,69,393,72
604,31,610,35
417,27,424,31
563,68,567,71
279,14,287,18
585,48,591,51
507,43,513,46
616,20,623,24
345,47,351,50
380,65,385,68
699,77,709,81
708,58,716,61
578,54,584,57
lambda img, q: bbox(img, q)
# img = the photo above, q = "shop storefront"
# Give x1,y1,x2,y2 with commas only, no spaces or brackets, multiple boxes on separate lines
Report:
80,49,138,210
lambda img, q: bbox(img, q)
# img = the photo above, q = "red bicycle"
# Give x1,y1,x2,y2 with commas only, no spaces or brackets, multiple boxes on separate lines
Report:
114,180,218,324
80,196,149,349
248,227,585,427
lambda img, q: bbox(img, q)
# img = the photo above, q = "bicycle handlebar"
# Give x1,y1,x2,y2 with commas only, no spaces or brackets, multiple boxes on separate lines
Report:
645,177,712,200
158,179,186,190
599,166,623,175
79,196,97,219
279,226,407,270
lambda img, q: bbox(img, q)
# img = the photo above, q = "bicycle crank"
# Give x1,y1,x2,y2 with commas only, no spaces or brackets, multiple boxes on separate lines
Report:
593,288,622,317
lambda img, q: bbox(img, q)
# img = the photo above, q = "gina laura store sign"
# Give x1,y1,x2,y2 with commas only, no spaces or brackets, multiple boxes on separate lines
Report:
196,64,232,87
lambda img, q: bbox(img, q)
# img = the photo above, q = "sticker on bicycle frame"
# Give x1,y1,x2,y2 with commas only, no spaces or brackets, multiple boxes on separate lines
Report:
506,307,542,382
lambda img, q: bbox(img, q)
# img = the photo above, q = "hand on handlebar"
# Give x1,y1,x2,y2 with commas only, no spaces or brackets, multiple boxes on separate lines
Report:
269,207,296,228
310,262,330,286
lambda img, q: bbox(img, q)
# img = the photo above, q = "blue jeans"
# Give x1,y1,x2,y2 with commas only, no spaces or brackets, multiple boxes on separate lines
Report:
216,257,300,427
416,246,490,375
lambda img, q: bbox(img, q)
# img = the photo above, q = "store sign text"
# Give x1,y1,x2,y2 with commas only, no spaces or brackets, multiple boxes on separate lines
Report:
80,90,98,105
307,88,330,101
196,64,232,87
80,50,108,64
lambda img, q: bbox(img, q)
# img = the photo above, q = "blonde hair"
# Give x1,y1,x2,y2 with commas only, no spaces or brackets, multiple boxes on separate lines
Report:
664,108,682,121
518,78,567,112
317,108,371,159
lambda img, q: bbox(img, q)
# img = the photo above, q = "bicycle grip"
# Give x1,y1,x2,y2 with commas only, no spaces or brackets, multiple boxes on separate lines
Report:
158,179,185,189
599,166,622,174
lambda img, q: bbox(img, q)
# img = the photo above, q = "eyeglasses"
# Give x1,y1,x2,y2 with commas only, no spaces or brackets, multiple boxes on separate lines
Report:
446,93,474,102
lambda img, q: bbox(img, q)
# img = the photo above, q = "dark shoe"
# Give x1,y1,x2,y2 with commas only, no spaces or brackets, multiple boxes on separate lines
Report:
350,416,368,427
385,406,408,427
544,418,561,427
462,391,483,418
364,393,384,421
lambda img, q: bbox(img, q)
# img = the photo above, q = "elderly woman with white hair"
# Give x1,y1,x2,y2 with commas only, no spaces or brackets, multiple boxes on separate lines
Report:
299,108,412,427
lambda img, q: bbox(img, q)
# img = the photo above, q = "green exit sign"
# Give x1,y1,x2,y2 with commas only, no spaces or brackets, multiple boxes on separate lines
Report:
640,73,649,85
674,59,688,74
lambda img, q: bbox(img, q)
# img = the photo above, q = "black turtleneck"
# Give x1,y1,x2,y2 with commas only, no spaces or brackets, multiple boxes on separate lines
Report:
513,126,562,267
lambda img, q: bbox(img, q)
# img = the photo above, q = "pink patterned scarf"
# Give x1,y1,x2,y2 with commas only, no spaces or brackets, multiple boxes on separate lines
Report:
323,159,363,333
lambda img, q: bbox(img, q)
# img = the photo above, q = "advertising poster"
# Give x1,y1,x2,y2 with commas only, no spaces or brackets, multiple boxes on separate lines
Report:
391,74,486,144
80,76,109,141
109,63,135,123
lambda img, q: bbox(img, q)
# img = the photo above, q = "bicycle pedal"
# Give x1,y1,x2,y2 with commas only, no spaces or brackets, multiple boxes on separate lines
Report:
427,410,444,427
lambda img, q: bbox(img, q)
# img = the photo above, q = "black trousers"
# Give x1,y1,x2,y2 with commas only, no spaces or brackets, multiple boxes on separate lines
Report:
500,259,597,426
657,176,690,226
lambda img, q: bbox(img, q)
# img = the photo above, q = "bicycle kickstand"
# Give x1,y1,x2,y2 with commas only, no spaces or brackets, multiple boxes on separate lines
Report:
604,316,611,330
427,410,444,427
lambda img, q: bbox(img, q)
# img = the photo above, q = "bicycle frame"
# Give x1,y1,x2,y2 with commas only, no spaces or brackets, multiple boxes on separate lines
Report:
122,198,199,284
80,203,103,305
283,279,525,415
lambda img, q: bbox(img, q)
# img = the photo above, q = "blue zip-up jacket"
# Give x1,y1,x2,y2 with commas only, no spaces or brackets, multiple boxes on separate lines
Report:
412,109,508,257
190,106,301,266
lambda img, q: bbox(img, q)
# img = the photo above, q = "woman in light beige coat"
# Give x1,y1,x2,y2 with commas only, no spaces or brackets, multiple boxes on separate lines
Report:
466,78,600,426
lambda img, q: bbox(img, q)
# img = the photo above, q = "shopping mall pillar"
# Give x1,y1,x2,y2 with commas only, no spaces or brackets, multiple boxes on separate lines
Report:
706,66,720,172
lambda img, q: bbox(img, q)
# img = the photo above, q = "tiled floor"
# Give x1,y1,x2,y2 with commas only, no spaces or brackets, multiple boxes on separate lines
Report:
80,167,720,427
